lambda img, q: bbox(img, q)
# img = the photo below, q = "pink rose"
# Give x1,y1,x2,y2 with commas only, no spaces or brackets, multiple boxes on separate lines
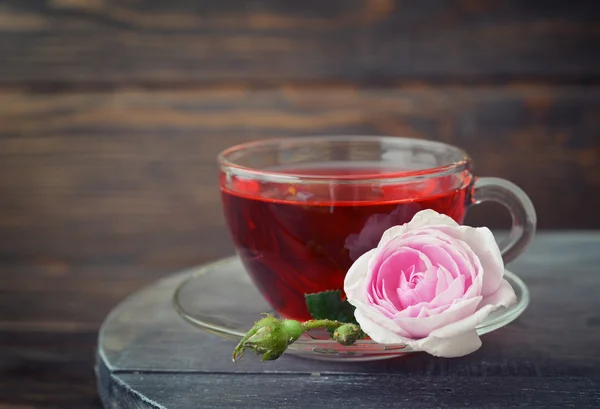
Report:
344,209,517,357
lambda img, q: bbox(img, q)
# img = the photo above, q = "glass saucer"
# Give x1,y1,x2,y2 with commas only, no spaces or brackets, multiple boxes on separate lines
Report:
173,256,530,362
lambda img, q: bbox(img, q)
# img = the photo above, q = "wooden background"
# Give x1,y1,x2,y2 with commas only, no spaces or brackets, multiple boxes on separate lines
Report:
1,0,600,269
0,1,599,408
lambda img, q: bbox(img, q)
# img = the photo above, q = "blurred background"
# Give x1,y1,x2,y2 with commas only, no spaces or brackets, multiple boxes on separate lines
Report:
0,1,599,406
1,0,599,272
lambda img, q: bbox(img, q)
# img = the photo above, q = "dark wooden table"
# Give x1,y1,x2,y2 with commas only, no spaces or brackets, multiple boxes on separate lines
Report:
2,232,600,408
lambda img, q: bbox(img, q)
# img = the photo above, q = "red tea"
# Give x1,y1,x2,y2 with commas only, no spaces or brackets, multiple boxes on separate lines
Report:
221,165,472,321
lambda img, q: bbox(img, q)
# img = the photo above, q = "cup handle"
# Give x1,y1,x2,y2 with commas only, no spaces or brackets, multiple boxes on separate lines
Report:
471,177,537,263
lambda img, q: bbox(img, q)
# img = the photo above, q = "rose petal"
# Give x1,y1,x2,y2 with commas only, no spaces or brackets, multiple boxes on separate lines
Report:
359,308,485,358
366,292,396,319
354,308,412,343
399,230,478,288
395,301,422,318
377,209,459,248
411,329,482,357
393,296,482,338
344,248,376,302
379,278,401,311
403,264,417,284
435,265,454,295
421,244,461,278
478,278,517,309
429,275,466,309
428,302,501,341
406,209,460,231
414,301,453,317
378,225,409,249
373,248,432,309
438,235,482,289
458,226,505,296
375,248,421,289
413,269,437,304
371,248,420,308
370,245,411,283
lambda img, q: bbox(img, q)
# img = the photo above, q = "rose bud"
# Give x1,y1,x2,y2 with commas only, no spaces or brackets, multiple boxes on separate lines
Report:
333,323,365,346
232,315,303,362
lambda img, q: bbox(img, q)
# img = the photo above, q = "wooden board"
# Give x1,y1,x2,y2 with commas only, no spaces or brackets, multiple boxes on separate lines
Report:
3,233,600,408
1,0,599,83
96,233,600,408
0,264,171,409
101,373,600,408
1,85,599,267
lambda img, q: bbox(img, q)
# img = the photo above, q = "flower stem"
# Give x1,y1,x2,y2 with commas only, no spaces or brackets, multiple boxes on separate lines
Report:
301,319,345,332
233,317,365,363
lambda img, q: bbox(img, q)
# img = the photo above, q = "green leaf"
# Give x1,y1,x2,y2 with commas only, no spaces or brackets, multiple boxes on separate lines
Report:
305,290,357,324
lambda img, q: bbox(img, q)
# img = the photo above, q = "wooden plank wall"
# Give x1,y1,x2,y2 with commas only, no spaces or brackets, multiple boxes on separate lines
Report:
1,0,599,268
